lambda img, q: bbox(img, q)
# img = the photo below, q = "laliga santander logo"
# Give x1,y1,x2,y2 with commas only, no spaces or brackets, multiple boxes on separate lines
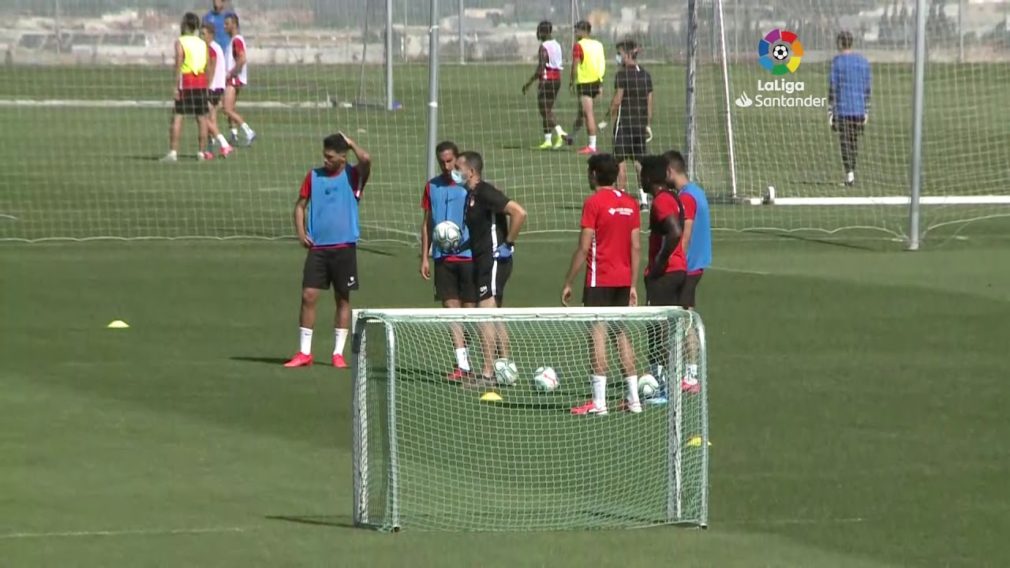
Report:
758,28,803,75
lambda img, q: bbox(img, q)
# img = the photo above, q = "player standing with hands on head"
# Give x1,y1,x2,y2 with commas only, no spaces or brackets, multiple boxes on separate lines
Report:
455,151,527,382
419,141,477,380
285,133,371,369
568,20,606,155
829,30,871,187
522,21,567,150
222,14,256,146
161,13,212,162
610,39,654,210
665,149,710,395
562,154,643,415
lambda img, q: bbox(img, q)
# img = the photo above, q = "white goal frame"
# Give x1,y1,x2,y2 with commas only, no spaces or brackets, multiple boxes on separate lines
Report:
350,307,710,532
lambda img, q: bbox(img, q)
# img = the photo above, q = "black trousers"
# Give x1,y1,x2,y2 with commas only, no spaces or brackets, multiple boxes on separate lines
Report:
836,116,864,173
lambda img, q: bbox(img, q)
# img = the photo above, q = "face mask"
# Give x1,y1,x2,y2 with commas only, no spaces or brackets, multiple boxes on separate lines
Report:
451,169,465,185
615,54,624,65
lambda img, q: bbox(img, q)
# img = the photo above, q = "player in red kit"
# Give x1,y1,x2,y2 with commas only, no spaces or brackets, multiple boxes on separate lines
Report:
562,154,644,415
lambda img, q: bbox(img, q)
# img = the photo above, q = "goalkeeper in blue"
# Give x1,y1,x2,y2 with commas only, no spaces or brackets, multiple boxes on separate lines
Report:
829,30,871,187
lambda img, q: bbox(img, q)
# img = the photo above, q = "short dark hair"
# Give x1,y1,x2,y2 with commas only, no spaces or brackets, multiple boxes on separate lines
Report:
181,12,201,34
226,14,240,27
574,20,592,34
587,154,619,186
837,30,853,50
616,39,639,58
323,133,349,153
435,140,459,157
640,155,670,191
662,150,687,175
459,151,483,176
537,21,553,38
201,22,215,34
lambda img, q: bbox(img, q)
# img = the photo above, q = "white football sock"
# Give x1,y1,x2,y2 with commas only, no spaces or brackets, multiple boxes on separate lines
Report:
216,134,231,149
299,327,313,355
591,375,607,409
588,135,597,150
241,122,254,136
334,328,348,355
625,375,640,405
687,363,699,379
544,132,552,143
640,190,649,205
455,347,471,372
230,127,239,139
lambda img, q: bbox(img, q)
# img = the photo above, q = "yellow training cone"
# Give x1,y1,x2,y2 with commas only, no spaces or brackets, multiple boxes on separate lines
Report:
479,392,503,403
107,320,130,329
687,436,712,448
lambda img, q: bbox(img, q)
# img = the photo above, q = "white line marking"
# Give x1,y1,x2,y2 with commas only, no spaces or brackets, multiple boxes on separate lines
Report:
0,214,17,220
0,526,252,540
724,517,866,526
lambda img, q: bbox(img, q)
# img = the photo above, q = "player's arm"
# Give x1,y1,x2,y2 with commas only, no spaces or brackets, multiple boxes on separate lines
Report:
629,227,641,306
503,200,527,244
679,193,696,256
172,39,183,99
570,45,582,91
340,132,372,187
419,208,432,279
828,58,838,126
648,215,683,279
561,228,594,306
863,61,872,123
205,48,216,86
294,197,311,248
523,46,547,94
609,87,624,125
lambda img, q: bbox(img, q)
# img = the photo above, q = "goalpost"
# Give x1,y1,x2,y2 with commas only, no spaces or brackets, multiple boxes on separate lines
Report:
351,307,709,531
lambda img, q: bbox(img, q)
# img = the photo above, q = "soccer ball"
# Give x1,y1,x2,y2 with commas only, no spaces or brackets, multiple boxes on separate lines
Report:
772,44,790,61
533,366,559,392
494,358,519,386
638,373,661,399
432,220,462,253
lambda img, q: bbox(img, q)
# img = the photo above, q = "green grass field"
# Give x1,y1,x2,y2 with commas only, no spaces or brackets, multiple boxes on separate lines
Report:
3,236,1010,566
2,63,1010,566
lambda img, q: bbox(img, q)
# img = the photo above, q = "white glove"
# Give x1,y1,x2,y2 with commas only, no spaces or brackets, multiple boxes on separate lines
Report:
597,121,608,130
645,126,653,143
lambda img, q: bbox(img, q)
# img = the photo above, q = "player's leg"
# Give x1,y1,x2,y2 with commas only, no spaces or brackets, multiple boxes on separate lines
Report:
163,112,184,161
839,119,857,186
633,158,646,209
572,287,610,415
285,249,329,367
437,262,473,378
536,83,553,149
543,81,566,147
610,287,642,412
206,92,234,157
226,83,256,145
679,273,703,394
645,272,685,403
492,260,512,360
329,248,359,368
579,92,598,153
223,85,246,142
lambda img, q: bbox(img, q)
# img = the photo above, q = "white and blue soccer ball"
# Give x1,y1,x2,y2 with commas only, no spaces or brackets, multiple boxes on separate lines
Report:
638,373,661,399
432,220,462,253
494,358,519,386
533,366,559,392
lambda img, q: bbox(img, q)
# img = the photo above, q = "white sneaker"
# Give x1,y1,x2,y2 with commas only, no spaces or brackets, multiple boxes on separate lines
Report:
844,171,855,187
159,152,177,163
621,400,643,414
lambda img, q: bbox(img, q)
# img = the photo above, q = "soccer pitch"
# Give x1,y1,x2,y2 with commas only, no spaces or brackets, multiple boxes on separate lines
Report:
2,64,1010,566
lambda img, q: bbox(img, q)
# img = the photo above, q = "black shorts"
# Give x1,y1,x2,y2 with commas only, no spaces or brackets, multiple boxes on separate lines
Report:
576,81,602,99
475,258,512,306
613,124,648,162
538,80,561,108
302,246,359,295
583,286,631,307
434,260,477,304
208,89,224,107
646,271,687,307
679,272,703,309
174,89,209,116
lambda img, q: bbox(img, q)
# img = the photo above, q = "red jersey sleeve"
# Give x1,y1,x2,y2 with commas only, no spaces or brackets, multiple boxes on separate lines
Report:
298,171,312,199
572,43,584,61
420,182,431,211
208,47,217,62
680,192,697,221
233,37,245,58
654,193,681,224
579,195,597,230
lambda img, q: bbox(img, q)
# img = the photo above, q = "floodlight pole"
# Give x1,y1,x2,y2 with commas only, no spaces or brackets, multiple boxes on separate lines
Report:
426,0,440,181
684,0,699,179
386,0,395,110
908,0,927,251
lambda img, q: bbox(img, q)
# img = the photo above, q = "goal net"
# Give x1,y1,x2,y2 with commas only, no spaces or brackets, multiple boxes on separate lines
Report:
2,0,1008,245
352,307,709,531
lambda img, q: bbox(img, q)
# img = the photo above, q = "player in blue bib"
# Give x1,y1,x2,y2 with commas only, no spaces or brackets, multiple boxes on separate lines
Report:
419,141,478,380
285,132,371,369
